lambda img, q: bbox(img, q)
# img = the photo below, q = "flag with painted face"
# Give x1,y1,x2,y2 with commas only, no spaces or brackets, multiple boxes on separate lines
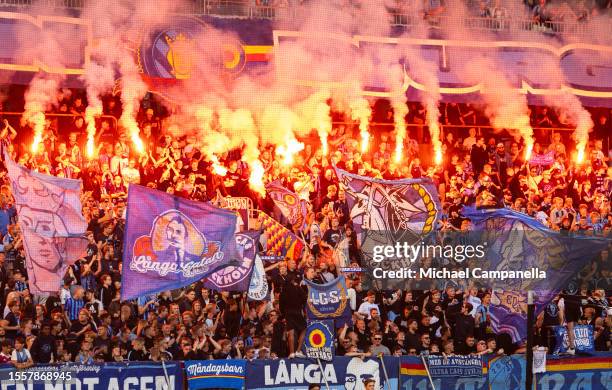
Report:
5,153,88,294
462,207,609,343
265,180,308,228
121,184,237,300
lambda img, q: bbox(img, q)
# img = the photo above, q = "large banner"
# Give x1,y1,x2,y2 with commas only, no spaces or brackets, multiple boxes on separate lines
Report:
553,325,595,354
5,153,88,294
488,353,612,390
186,359,246,390
0,361,183,389
202,231,258,292
426,355,484,378
4,12,612,107
462,207,609,343
305,276,352,327
401,356,489,390
246,356,399,390
535,354,612,390
121,184,237,300
403,354,612,390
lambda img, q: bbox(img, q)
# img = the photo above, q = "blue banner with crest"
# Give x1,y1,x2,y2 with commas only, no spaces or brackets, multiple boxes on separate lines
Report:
305,276,352,327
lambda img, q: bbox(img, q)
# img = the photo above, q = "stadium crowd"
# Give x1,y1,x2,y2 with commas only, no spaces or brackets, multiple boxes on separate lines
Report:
0,89,609,367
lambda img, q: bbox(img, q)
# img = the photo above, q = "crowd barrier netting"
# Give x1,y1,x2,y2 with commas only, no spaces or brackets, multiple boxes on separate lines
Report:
0,353,609,389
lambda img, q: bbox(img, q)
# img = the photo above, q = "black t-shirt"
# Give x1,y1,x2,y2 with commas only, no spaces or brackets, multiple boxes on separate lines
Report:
45,296,62,315
31,334,56,363
85,301,103,322
4,312,19,339
128,349,149,361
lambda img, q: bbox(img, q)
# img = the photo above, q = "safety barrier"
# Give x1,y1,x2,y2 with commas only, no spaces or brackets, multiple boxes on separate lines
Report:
0,353,610,389
1,111,118,130
0,0,608,37
2,112,588,154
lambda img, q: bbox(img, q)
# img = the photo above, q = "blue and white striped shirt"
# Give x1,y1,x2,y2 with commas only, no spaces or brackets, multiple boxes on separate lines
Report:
64,297,85,321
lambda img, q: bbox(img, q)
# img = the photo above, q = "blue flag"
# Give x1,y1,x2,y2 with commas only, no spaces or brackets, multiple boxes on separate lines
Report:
553,325,595,354
305,275,352,327
303,320,335,361
265,180,308,228
462,207,609,343
185,360,246,390
121,184,237,300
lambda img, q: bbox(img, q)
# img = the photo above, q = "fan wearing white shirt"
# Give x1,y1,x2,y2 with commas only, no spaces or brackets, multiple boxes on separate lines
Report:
357,291,380,320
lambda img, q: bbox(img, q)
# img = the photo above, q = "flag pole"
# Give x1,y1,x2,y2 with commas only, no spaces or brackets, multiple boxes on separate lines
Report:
161,359,171,389
378,354,392,390
316,358,331,390
421,354,436,390
526,290,535,390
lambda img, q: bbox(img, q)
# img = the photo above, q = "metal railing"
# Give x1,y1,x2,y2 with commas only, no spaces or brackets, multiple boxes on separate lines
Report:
0,0,83,8
329,121,576,146
388,12,599,35
0,0,608,36
0,111,118,132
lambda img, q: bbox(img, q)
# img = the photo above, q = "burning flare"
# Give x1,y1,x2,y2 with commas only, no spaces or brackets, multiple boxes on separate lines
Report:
576,147,585,165
85,106,101,159
350,98,372,154
360,129,370,154
393,103,407,164
434,148,443,165
249,160,265,195
315,101,331,157
276,139,304,166
524,142,534,161
321,132,328,156
29,112,45,154
120,113,145,155
428,122,442,165
210,155,227,176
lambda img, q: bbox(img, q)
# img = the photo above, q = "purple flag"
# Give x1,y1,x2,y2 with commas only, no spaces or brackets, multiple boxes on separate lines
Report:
265,180,308,228
5,154,87,294
121,184,237,300
202,231,258,292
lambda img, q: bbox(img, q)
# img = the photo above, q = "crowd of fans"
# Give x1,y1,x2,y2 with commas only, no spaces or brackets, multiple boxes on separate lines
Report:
0,89,608,367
